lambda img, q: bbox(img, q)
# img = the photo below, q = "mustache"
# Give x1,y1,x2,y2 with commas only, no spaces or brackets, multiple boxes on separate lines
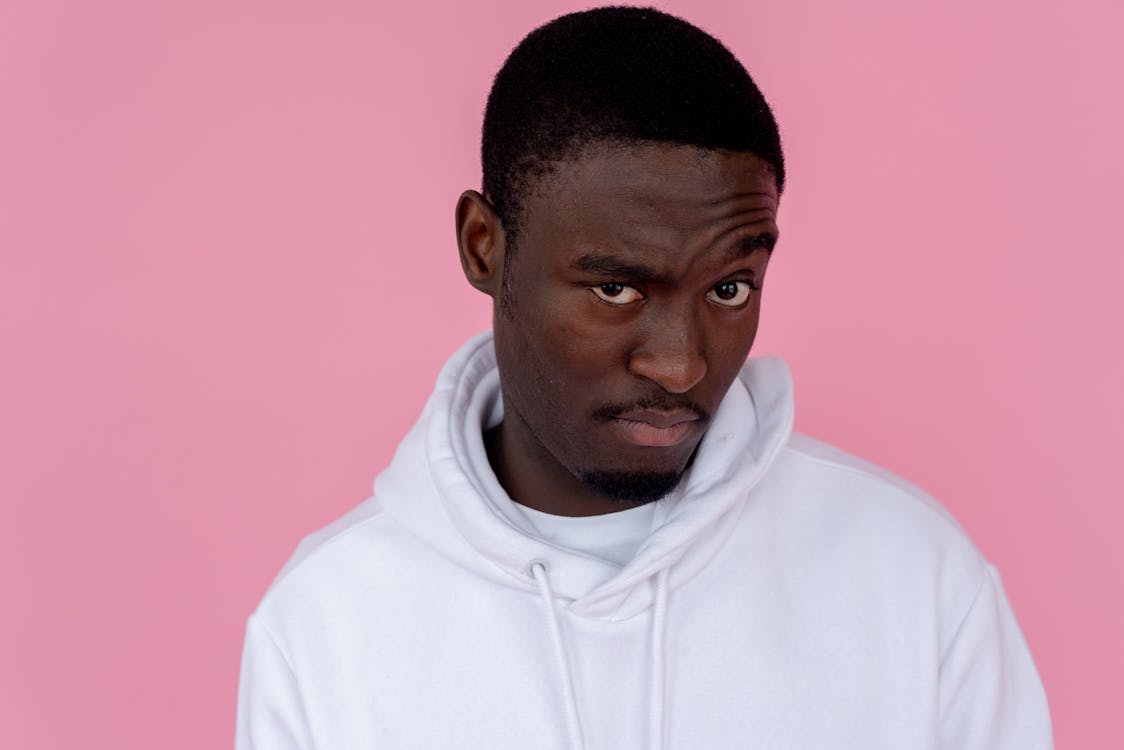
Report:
592,395,710,422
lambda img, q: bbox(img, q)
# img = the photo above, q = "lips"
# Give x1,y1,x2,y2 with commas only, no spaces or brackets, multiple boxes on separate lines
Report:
608,409,702,448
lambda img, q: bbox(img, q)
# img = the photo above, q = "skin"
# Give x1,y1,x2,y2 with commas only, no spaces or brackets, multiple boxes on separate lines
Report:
456,142,779,516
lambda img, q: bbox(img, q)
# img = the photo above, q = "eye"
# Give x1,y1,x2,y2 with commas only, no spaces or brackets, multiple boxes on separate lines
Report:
590,282,644,305
706,280,755,308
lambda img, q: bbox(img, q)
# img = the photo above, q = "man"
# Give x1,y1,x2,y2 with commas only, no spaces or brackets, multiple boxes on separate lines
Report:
237,7,1052,748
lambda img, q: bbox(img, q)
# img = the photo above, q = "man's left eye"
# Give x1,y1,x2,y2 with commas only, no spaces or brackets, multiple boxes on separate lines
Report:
706,281,754,307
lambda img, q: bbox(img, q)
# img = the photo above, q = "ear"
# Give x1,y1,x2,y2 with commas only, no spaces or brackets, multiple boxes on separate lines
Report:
455,190,507,297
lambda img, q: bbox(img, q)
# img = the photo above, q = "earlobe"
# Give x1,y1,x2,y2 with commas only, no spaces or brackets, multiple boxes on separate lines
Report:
455,190,506,296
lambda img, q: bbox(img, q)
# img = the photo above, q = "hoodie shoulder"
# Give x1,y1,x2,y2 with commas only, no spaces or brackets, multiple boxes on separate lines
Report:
759,433,990,607
781,431,973,539
255,495,397,618
271,497,386,585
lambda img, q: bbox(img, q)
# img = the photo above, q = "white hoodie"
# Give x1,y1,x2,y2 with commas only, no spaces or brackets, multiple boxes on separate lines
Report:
236,332,1052,749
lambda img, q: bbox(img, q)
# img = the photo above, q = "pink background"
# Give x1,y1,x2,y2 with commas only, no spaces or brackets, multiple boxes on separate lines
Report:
2,0,1120,747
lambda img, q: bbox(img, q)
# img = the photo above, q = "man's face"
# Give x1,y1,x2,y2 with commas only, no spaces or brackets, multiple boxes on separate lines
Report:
492,142,779,505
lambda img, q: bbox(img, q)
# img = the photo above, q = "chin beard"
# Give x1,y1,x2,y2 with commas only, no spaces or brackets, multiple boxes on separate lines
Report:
577,469,683,505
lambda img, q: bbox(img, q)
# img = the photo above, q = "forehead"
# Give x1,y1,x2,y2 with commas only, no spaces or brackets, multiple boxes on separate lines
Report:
545,140,775,194
519,142,779,256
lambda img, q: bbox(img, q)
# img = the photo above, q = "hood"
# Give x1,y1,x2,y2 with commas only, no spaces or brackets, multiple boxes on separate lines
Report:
375,330,794,621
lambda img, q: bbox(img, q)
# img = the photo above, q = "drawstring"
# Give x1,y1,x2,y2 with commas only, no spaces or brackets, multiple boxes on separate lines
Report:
650,567,670,750
530,561,586,750
530,561,671,750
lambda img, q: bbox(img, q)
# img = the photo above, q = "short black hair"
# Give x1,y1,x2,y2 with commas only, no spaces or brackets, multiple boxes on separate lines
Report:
481,6,785,244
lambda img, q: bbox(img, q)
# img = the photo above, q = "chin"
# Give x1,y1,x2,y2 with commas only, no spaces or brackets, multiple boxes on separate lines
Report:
576,469,684,504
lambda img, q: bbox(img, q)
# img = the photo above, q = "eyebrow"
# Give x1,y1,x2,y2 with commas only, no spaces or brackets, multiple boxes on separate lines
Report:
725,232,777,262
569,254,664,283
570,232,777,282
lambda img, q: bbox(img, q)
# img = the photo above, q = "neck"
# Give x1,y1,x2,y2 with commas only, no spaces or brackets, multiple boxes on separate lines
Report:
483,420,647,517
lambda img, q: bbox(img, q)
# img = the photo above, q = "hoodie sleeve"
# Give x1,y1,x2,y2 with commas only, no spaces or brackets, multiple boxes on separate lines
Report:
236,614,314,750
938,565,1053,749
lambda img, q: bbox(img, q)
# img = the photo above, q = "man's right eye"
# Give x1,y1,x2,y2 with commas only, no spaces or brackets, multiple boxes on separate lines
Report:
590,283,644,305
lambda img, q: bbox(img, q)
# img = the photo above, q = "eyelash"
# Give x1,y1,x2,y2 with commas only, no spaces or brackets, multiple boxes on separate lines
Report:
590,282,643,305
589,280,759,307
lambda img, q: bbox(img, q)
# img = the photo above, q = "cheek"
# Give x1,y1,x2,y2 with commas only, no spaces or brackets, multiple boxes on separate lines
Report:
532,290,625,373
706,306,763,375
497,300,595,411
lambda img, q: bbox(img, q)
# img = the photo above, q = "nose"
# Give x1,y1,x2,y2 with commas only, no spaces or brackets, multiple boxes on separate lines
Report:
628,317,707,394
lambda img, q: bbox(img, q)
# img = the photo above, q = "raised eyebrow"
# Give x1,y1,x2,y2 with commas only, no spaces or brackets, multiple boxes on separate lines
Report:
724,232,777,263
569,253,664,284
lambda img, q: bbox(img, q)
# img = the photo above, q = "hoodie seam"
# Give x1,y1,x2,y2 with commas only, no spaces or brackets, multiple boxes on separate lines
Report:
266,511,389,595
937,563,993,668
782,443,977,546
251,613,302,683
248,613,316,747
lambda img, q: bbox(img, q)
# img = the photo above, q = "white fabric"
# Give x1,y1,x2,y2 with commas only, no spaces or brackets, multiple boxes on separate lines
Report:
516,500,658,567
530,561,586,750
236,331,1053,749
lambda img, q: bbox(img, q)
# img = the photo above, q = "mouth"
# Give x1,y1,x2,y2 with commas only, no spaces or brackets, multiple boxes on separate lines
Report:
607,410,703,448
